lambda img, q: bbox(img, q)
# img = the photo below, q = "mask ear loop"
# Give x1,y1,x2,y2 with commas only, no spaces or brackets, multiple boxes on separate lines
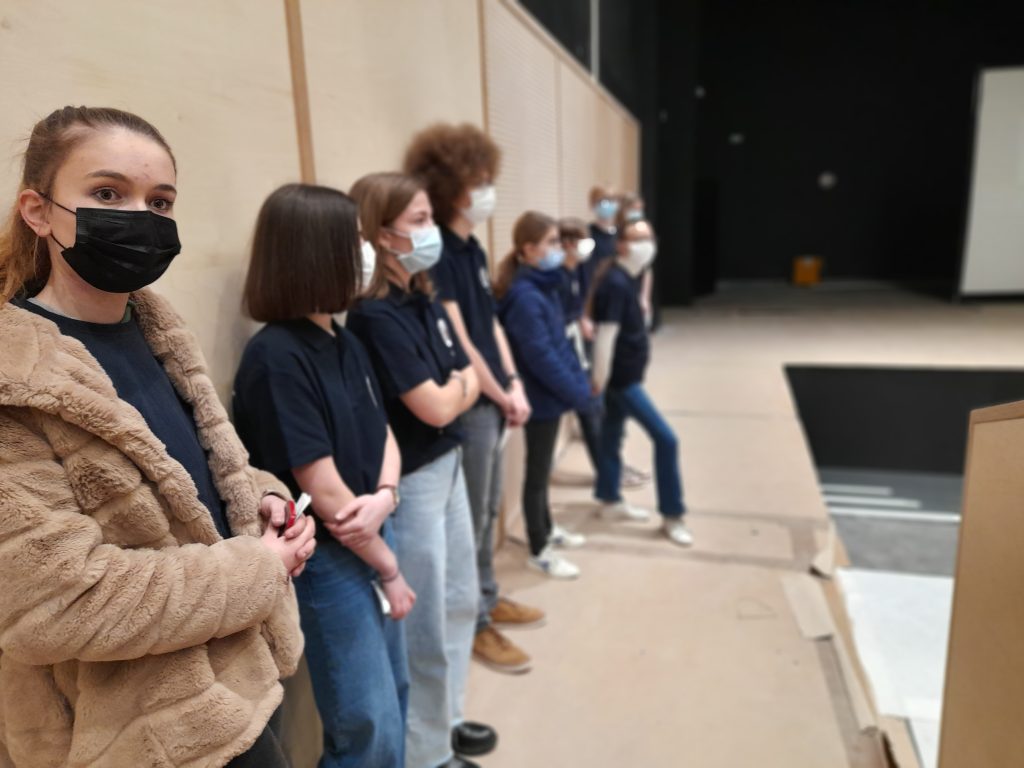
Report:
34,192,74,251
383,226,414,258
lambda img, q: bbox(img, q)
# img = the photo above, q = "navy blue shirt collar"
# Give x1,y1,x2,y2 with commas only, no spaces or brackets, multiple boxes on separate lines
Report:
441,225,481,253
278,317,340,352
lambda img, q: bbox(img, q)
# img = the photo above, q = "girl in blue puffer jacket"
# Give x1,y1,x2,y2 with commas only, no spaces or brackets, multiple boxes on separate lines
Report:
496,211,597,579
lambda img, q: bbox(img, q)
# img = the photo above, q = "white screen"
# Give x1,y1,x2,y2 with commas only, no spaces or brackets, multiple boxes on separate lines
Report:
959,67,1024,296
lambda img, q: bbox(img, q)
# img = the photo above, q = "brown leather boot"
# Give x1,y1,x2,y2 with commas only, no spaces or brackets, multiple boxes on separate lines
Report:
472,626,532,674
489,597,547,629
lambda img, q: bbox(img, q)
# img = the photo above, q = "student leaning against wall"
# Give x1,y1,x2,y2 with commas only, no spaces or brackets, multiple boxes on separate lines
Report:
346,172,497,768
0,106,315,768
404,124,546,677
494,211,596,580
232,184,414,768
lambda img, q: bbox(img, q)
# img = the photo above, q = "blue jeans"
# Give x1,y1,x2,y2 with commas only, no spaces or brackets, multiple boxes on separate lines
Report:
458,401,504,632
293,525,409,768
395,448,479,768
595,382,686,518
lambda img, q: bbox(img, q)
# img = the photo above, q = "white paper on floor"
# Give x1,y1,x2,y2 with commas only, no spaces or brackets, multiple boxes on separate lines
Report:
836,568,954,768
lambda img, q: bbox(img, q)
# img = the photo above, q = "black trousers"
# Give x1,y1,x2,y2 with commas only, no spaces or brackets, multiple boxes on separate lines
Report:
523,417,561,556
576,406,602,470
225,722,288,768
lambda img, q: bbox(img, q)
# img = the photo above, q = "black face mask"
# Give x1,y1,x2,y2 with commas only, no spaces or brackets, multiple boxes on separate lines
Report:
42,196,182,293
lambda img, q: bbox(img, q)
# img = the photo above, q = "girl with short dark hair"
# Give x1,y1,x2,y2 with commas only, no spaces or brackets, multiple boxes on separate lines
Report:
233,183,413,768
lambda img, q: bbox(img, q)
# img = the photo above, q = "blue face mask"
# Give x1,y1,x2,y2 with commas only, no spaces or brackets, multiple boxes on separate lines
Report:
594,199,619,221
387,224,443,275
536,247,566,272
625,208,645,222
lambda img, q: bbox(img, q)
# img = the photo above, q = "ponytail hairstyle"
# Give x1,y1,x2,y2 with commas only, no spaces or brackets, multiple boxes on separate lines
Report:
493,210,557,300
0,106,175,301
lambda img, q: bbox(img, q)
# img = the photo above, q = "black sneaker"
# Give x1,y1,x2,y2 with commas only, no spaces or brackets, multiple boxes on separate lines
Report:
439,758,481,768
451,721,498,757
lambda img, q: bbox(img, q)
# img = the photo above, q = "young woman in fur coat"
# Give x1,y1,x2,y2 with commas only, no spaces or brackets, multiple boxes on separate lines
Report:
0,106,315,768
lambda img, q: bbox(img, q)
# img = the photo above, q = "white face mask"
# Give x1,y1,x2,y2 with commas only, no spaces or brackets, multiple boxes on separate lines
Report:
462,184,497,225
387,224,443,275
576,237,596,262
622,241,657,276
360,240,376,289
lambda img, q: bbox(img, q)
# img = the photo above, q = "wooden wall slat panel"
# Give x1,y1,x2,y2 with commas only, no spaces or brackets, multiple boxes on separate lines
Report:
301,0,485,194
0,0,300,403
559,61,602,219
483,0,561,260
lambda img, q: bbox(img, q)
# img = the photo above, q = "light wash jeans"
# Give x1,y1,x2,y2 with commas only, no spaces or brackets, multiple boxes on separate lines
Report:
293,525,408,768
395,448,479,768
458,401,504,631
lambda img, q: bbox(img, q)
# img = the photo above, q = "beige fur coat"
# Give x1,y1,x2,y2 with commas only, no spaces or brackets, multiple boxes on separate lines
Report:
0,289,303,767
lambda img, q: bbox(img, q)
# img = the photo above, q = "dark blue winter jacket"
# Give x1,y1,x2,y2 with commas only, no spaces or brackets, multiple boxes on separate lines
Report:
498,266,594,421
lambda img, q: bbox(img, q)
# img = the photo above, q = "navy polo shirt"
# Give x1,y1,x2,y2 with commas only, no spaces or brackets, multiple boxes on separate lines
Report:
347,285,471,475
591,263,650,389
558,265,585,324
579,223,618,308
433,227,509,400
232,319,387,507
14,297,232,539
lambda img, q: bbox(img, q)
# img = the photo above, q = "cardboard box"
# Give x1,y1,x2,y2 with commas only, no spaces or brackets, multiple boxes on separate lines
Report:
939,400,1024,767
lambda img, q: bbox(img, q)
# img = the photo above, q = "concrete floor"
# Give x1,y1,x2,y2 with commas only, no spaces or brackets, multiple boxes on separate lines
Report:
464,285,1024,768
821,468,963,577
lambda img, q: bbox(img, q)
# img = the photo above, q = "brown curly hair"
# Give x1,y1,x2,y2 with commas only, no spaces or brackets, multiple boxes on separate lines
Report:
403,123,501,227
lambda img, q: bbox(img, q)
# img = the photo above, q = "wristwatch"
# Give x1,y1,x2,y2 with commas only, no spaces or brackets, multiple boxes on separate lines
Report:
378,484,400,509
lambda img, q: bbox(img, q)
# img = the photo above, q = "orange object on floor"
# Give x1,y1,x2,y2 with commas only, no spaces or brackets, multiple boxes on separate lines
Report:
793,255,823,286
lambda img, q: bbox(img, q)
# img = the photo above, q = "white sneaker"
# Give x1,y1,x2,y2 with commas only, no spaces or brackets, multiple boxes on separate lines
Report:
598,500,651,522
549,524,586,549
662,519,694,547
621,465,652,489
528,546,581,579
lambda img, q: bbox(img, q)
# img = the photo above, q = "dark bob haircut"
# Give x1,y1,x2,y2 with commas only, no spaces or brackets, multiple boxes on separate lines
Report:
243,183,360,322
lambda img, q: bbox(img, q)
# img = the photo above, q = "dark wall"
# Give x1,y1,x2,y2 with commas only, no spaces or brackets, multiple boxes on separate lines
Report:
515,1,1024,300
695,0,1024,286
518,0,591,69
653,0,702,304
597,1,659,210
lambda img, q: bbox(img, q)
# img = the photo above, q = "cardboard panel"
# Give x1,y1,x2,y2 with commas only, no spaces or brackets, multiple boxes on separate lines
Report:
939,400,1024,767
0,0,300,402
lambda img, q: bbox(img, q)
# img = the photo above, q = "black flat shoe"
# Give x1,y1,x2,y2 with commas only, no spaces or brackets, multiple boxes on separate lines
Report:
451,721,498,757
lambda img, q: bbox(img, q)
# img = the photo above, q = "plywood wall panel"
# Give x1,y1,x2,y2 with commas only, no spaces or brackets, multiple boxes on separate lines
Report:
482,0,561,259
0,0,301,401
301,0,486,193
559,61,602,219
